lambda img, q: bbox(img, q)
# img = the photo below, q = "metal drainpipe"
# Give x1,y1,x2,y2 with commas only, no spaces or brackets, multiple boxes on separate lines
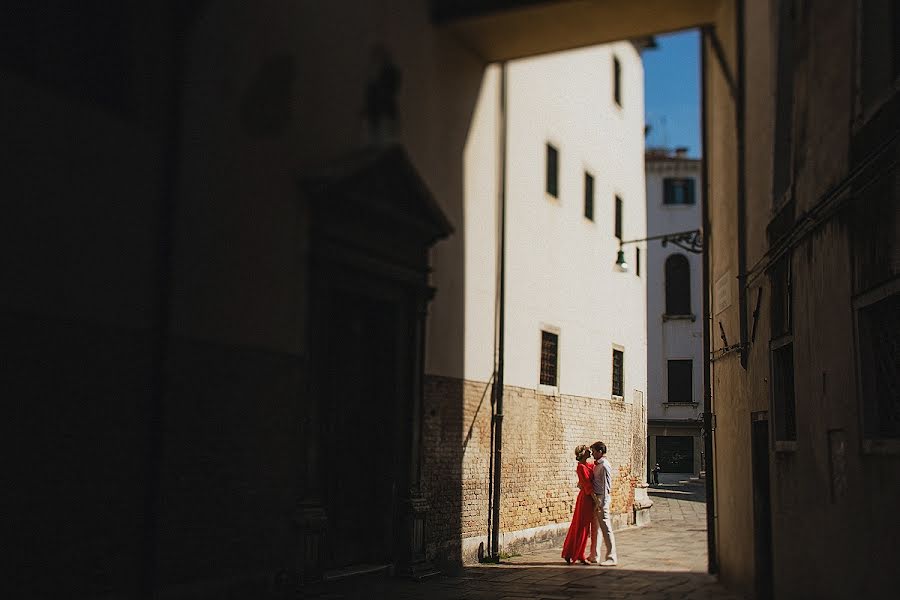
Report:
736,0,749,369
700,25,719,576
490,61,508,560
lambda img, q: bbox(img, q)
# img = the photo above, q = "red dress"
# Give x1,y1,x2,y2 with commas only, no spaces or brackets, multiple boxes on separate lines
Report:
561,461,595,562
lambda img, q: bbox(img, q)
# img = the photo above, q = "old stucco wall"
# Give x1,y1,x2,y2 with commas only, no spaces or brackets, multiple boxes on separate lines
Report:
423,376,646,565
420,41,649,566
706,0,755,594
710,0,899,597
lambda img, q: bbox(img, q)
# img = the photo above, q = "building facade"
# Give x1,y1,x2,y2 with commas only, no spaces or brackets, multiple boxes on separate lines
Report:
704,1,900,597
423,43,650,564
644,149,704,478
2,5,664,594
6,1,896,598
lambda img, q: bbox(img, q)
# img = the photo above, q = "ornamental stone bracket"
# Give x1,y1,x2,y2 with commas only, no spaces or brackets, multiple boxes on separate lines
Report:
295,503,328,583
633,483,653,527
398,494,439,579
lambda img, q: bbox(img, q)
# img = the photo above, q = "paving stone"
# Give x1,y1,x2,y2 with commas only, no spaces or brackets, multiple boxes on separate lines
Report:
301,479,741,600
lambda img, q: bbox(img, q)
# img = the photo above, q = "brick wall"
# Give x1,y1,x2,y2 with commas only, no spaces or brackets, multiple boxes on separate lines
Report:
422,375,646,564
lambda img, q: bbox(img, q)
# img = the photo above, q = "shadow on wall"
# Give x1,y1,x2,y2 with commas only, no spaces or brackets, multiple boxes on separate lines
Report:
2,3,483,598
419,37,489,571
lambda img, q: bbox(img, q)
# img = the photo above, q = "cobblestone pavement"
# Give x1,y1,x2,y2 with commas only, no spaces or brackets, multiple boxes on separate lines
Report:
302,477,740,599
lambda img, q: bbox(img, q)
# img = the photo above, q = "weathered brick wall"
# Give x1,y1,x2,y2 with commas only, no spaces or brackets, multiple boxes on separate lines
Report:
422,375,493,562
422,375,646,563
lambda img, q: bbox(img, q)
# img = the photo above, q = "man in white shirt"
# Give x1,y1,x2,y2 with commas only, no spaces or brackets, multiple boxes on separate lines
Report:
589,441,618,566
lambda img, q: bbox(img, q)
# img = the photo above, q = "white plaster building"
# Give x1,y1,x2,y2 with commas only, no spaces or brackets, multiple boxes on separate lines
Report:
424,42,650,559
429,43,649,415
644,148,704,477
502,45,649,401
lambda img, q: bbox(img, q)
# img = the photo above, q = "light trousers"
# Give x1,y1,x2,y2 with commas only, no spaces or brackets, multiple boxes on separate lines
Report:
589,507,617,562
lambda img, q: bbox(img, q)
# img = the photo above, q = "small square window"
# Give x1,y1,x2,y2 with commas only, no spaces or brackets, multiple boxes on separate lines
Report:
857,289,900,441
613,55,622,107
770,256,792,338
663,178,696,205
665,254,692,315
614,195,623,240
584,172,594,220
771,340,797,443
773,0,794,204
612,348,624,397
546,144,559,198
858,0,899,111
540,331,559,386
667,360,693,403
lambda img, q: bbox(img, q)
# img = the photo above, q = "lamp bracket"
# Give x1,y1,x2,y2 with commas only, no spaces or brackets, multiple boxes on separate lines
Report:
619,229,703,254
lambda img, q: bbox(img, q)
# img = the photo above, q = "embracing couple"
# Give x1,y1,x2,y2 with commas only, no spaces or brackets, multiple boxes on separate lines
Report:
561,441,618,567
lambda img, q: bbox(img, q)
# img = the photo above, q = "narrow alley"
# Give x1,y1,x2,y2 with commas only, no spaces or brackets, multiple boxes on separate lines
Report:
302,478,740,599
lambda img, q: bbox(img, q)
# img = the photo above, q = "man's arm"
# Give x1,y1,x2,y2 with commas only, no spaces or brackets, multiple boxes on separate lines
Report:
589,467,602,511
603,460,613,509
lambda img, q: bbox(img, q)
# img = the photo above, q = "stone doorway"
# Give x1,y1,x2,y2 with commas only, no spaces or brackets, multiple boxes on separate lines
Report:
321,289,401,568
656,435,694,473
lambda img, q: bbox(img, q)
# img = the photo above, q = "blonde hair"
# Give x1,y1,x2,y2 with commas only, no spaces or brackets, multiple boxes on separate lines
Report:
574,444,591,461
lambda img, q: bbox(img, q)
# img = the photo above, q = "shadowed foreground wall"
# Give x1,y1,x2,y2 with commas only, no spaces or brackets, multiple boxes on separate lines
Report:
707,1,900,597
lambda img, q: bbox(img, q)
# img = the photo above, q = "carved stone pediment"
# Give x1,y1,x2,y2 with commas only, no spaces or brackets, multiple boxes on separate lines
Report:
301,144,453,248
299,144,447,579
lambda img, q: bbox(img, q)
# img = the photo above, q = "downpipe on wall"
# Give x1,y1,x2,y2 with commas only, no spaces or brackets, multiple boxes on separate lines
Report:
700,25,719,576
736,0,749,368
487,61,509,562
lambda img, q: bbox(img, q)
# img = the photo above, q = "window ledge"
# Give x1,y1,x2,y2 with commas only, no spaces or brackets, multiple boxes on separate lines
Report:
663,313,696,322
862,439,900,455
774,440,797,453
611,394,625,403
538,384,559,396
663,402,699,408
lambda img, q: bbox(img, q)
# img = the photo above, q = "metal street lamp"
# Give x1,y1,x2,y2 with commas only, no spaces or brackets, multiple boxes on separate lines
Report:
615,248,629,272
615,229,704,272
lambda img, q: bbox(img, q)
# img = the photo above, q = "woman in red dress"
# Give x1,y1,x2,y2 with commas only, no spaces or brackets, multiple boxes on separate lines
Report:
561,444,595,564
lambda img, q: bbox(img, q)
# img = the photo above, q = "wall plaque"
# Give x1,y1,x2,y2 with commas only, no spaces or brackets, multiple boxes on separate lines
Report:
715,272,732,315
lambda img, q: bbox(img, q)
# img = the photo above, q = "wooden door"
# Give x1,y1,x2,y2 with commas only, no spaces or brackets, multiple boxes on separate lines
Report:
322,288,400,568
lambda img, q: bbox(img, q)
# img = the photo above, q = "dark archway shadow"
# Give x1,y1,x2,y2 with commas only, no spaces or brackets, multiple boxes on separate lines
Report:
300,565,740,600
418,30,490,574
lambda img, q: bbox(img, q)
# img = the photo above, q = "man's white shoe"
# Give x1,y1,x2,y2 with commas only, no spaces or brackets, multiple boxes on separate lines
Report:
599,559,618,567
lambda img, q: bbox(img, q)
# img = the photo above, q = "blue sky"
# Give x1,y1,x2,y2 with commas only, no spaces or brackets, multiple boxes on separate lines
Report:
643,29,701,158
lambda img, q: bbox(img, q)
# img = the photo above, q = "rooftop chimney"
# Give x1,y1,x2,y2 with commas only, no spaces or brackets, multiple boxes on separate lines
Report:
675,147,688,158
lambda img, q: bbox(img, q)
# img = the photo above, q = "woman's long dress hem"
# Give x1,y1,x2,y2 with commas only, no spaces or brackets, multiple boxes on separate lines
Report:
560,462,594,562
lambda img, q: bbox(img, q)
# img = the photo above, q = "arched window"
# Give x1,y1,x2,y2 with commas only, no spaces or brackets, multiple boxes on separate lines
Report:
665,254,692,315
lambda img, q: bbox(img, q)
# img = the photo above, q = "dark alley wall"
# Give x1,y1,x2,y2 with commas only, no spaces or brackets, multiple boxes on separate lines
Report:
707,0,900,597
2,5,173,596
1,2,476,597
